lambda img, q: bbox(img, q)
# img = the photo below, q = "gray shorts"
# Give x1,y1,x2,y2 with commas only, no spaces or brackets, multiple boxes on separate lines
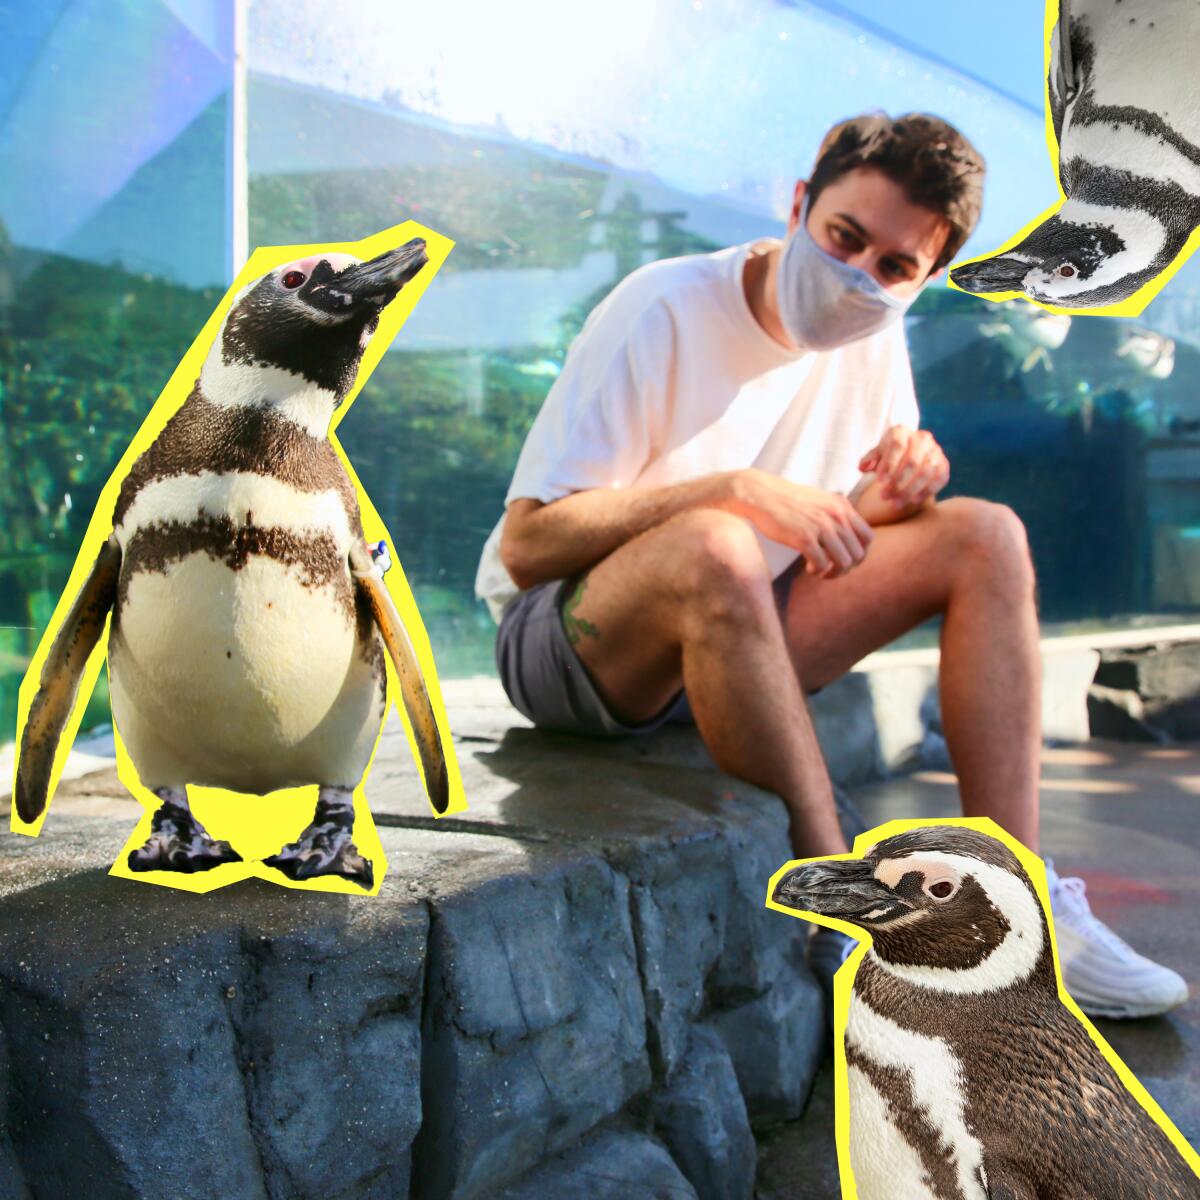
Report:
495,564,800,737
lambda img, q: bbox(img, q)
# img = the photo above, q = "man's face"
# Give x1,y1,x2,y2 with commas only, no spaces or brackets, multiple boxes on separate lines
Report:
790,167,951,297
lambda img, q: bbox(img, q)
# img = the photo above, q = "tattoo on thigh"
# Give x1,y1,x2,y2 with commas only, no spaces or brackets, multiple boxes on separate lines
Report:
563,575,600,646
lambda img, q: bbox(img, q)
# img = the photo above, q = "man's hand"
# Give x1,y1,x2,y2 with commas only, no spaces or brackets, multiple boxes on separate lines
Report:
859,425,949,509
727,470,874,579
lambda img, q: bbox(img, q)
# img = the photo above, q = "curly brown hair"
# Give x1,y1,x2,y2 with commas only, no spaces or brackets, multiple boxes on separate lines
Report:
808,113,986,269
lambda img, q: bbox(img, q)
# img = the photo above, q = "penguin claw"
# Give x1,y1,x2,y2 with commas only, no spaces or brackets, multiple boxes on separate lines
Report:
128,802,243,873
262,845,374,888
262,813,374,889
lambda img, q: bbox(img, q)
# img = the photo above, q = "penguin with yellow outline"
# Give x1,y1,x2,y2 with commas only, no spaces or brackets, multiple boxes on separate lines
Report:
771,825,1200,1199
951,0,1200,311
14,236,451,890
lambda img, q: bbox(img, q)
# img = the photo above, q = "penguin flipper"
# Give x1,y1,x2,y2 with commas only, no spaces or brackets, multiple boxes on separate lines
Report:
14,536,121,824
349,541,450,815
1048,0,1077,161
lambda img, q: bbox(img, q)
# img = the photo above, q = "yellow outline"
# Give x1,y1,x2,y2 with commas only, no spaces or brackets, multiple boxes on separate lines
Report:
765,816,1200,1197
10,220,466,895
947,0,1200,318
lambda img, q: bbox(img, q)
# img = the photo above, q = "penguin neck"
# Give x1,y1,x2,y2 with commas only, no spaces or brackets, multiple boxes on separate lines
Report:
866,936,1057,999
198,351,341,440
1056,190,1172,284
867,867,1053,997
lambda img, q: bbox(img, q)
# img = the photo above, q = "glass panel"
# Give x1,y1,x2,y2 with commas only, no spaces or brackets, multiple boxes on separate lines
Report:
0,0,233,734
9,0,1200,747
247,0,1083,670
909,284,1200,632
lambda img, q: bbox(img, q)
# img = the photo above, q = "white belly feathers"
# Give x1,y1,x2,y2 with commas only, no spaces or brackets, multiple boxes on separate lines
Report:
846,988,988,1200
109,468,384,792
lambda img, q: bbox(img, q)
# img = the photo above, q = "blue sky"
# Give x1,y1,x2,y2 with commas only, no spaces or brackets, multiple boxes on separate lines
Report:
813,0,1049,113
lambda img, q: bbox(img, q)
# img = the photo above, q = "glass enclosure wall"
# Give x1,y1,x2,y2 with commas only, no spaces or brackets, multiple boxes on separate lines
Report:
0,0,234,734
5,0,1200,737
246,0,1200,660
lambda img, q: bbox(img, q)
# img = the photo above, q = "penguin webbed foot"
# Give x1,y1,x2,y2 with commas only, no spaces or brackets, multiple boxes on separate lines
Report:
262,794,374,889
128,798,243,873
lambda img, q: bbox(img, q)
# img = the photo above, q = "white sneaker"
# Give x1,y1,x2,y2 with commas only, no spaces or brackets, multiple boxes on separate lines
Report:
1045,859,1189,1019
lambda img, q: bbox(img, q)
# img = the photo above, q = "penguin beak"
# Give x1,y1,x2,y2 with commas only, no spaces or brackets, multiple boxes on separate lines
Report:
307,238,429,316
950,255,1030,295
773,860,913,922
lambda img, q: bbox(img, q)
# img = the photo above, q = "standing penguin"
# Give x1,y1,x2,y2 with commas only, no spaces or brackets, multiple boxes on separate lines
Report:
773,827,1199,1199
951,0,1200,308
13,237,450,888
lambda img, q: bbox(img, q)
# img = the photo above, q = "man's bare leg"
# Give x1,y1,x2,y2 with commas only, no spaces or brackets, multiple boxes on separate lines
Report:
565,508,849,856
781,496,1041,851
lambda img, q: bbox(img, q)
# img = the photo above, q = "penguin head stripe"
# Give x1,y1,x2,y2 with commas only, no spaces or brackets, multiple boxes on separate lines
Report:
201,239,429,434
774,827,1051,995
869,852,1046,994
1017,201,1165,304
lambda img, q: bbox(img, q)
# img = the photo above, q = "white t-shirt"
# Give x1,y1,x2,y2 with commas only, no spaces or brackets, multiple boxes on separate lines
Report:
475,238,919,622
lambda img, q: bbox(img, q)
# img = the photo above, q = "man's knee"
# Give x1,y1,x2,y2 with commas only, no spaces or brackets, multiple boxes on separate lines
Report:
663,509,773,617
938,497,1035,592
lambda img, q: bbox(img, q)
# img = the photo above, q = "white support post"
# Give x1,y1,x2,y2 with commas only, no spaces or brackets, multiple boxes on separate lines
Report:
228,0,249,283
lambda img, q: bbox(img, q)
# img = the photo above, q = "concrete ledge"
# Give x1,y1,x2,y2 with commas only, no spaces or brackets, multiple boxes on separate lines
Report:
4,624,1185,1197
0,685,828,1200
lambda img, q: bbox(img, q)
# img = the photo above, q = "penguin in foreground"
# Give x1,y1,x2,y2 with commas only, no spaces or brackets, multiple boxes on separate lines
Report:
14,237,449,888
951,0,1200,308
773,827,1199,1199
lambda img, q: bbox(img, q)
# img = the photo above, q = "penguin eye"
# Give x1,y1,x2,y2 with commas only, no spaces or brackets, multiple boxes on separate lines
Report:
1057,263,1077,279
281,270,307,289
927,879,957,901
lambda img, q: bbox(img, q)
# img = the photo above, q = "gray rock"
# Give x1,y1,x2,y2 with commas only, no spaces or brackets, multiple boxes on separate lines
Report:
410,849,650,1200
648,1024,756,1200
808,673,884,788
701,808,825,1124
491,1126,699,1200
0,680,839,1199
626,842,730,1078
709,968,825,1127
222,886,429,1200
0,873,272,1200
0,1034,30,1200
0,826,431,1200
374,706,827,1115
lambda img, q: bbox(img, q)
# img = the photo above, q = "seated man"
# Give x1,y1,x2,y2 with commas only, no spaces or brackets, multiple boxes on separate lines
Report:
474,112,1187,1020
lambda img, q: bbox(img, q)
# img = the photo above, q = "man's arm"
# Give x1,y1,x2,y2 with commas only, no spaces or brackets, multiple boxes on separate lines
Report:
851,476,936,526
500,477,730,589
500,468,875,589
854,425,949,525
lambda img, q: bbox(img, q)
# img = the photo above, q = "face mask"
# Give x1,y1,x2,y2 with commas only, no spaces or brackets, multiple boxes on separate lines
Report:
775,198,924,351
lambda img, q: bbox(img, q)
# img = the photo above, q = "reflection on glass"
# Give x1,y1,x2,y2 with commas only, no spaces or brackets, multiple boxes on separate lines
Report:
0,4,232,734
246,0,1200,669
5,0,1200,751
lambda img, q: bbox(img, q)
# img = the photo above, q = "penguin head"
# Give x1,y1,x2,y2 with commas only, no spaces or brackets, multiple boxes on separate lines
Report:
210,237,429,407
774,827,1053,990
951,212,1136,306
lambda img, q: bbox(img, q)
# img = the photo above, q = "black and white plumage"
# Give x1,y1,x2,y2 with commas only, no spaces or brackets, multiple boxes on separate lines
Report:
773,827,1199,1199
14,238,450,887
952,0,1200,308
